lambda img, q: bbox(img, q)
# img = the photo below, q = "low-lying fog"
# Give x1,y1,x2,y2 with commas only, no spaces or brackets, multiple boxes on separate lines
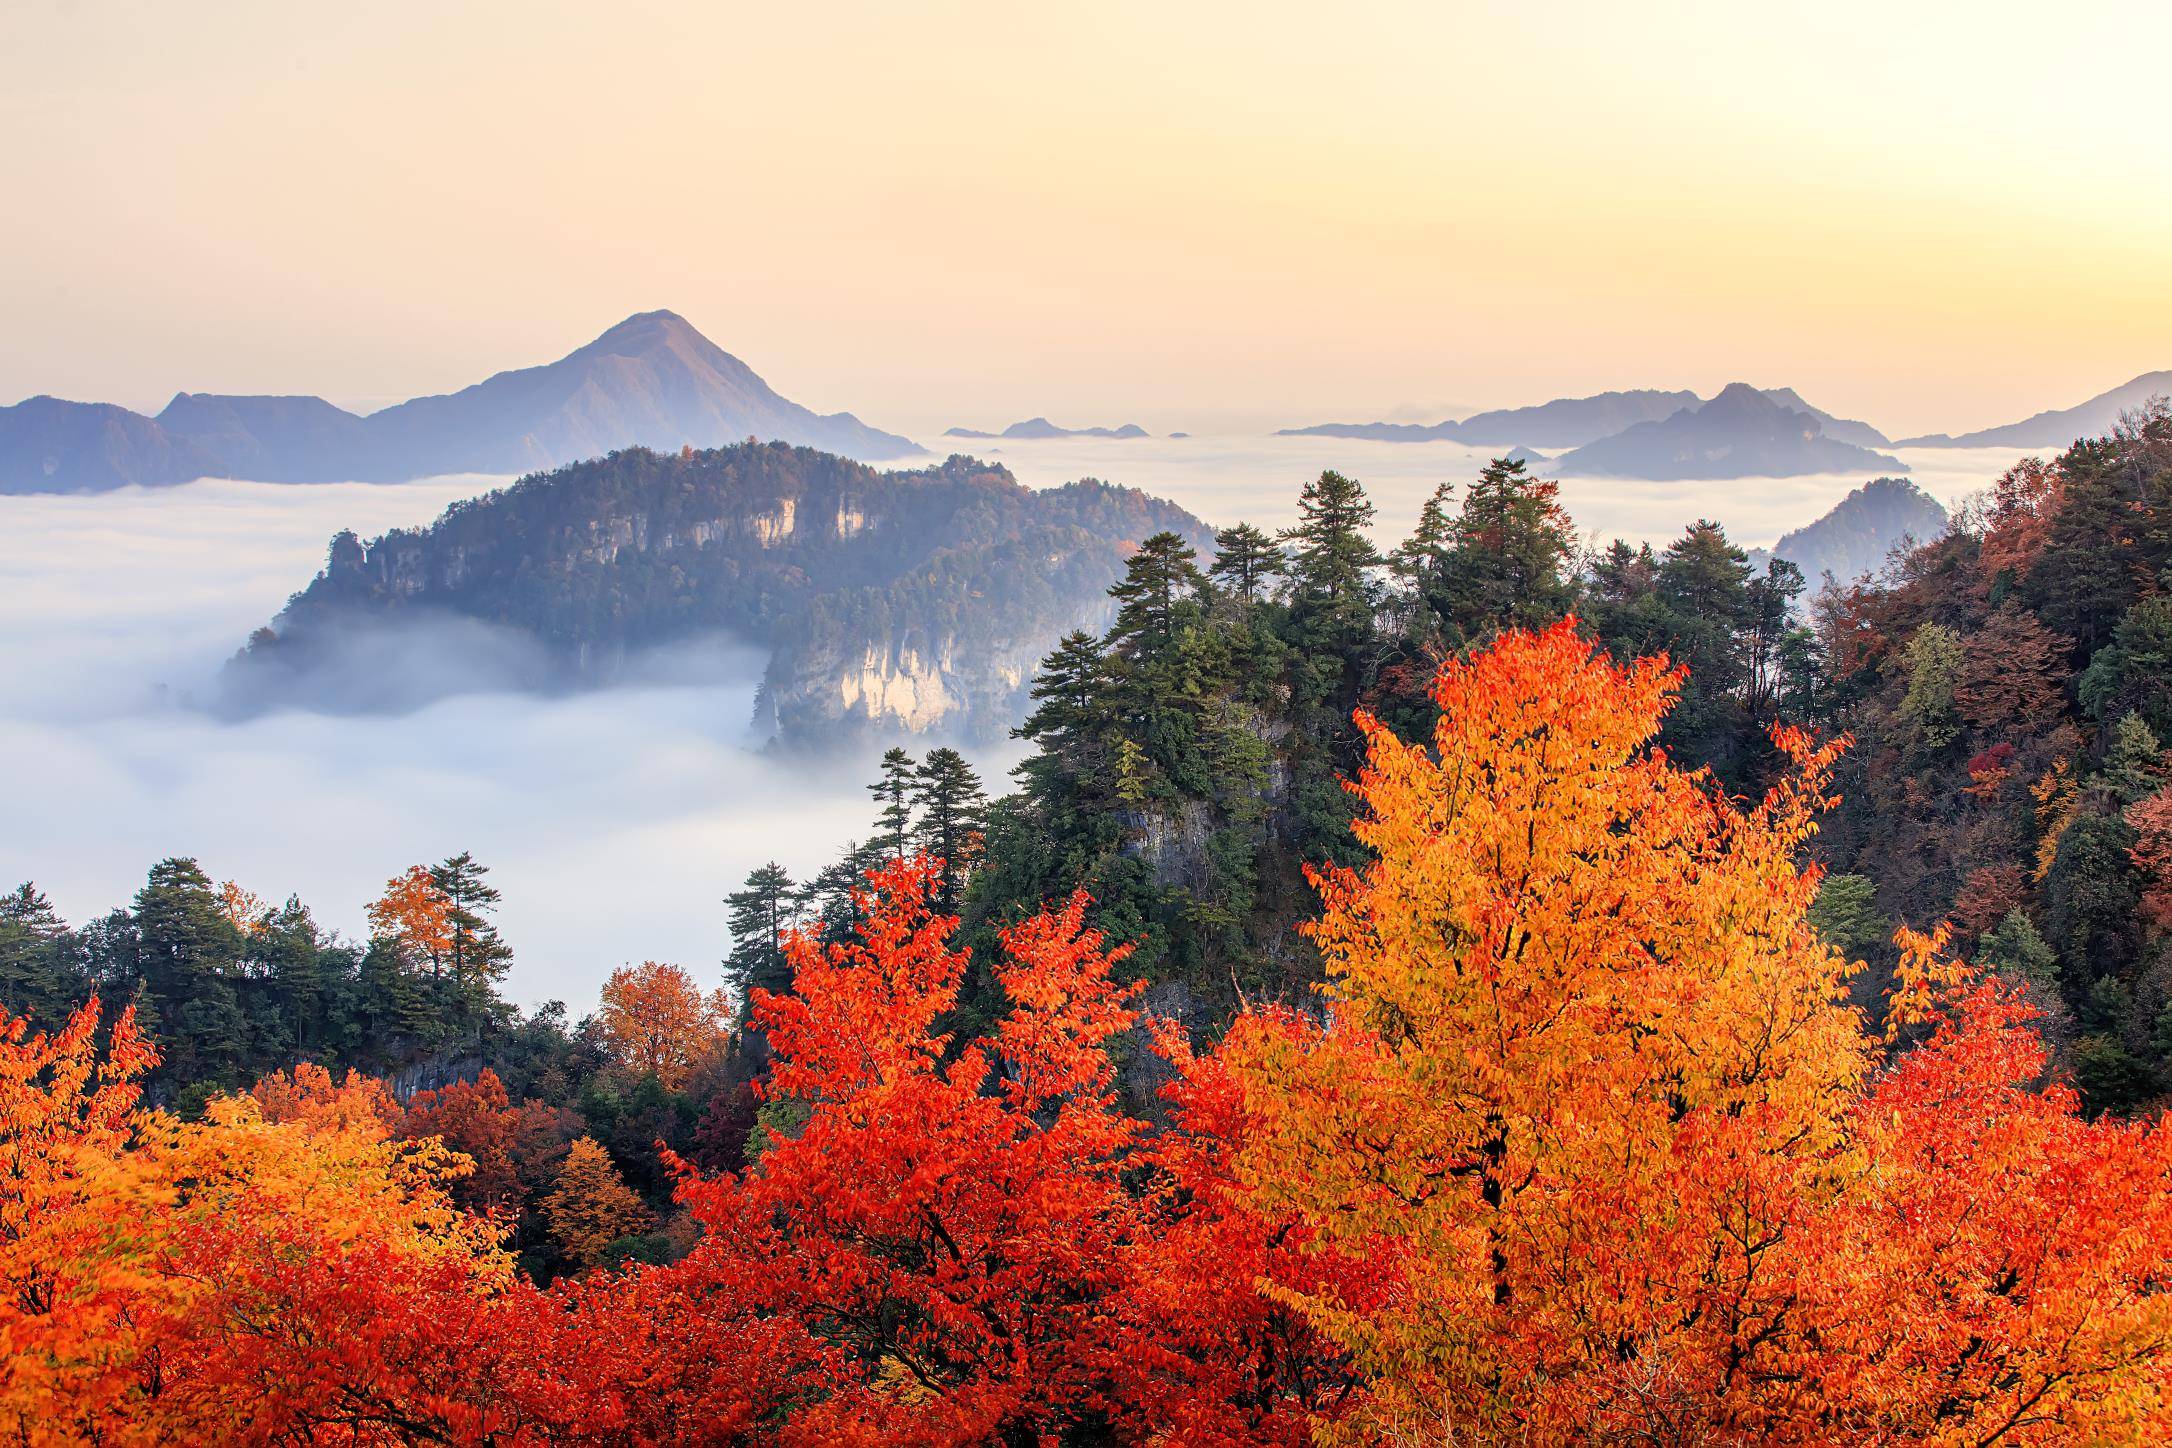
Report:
1,436,2018,1010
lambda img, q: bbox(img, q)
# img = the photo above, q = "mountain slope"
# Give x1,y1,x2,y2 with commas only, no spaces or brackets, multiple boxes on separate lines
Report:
1553,383,1906,479
1278,389,1697,448
1748,477,1948,587
1897,370,2172,449
226,441,1208,744
944,418,1151,440
156,393,375,482
1,311,921,493
0,396,221,493
361,310,918,473
1450,389,1704,447
1755,387,1893,449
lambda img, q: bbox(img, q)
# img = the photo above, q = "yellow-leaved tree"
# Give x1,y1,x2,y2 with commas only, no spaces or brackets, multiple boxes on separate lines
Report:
1222,621,2172,1442
542,1136,653,1267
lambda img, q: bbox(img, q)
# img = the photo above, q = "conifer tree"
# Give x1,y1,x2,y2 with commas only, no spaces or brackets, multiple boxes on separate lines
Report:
913,749,988,913
1205,521,1283,606
429,853,512,1032
1279,469,1380,625
1432,457,1577,643
0,885,77,1023
724,862,799,1013
1107,531,1205,656
868,747,916,860
1016,632,1109,761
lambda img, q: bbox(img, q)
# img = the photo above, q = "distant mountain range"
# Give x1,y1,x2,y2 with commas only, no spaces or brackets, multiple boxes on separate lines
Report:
1898,371,2172,449
1281,385,1898,479
224,441,1206,745
1747,477,1949,588
1552,384,1905,479
1280,389,1698,449
944,418,1151,440
0,311,920,494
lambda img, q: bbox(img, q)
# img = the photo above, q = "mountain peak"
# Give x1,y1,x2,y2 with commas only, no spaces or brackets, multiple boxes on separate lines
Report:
578,309,710,356
2,311,921,492
1704,382,1786,414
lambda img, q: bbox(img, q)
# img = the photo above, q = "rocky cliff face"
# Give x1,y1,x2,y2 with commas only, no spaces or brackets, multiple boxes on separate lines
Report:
232,441,1209,745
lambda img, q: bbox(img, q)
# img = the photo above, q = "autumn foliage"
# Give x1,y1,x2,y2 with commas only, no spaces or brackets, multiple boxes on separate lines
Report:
8,624,2172,1443
594,961,728,1089
0,1001,514,1443
1222,621,2172,1442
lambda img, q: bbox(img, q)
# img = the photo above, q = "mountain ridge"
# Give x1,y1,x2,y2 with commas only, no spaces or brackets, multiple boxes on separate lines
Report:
944,417,1151,440
0,311,922,493
1746,477,1949,587
1279,385,1891,458
1552,383,1907,479
226,440,1207,745
1897,370,2172,449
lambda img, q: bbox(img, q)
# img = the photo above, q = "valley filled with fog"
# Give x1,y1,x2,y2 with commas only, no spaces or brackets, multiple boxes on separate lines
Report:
0,435,2018,1007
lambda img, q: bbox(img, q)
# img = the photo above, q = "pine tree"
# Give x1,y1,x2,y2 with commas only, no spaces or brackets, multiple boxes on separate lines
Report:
429,853,513,1025
1107,532,1205,657
1279,469,1380,624
1278,470,1384,863
1979,907,2060,988
1016,632,1109,758
796,840,888,945
913,749,988,913
868,748,917,861
724,862,799,1013
0,884,77,1022
1206,522,1283,606
1432,458,1577,644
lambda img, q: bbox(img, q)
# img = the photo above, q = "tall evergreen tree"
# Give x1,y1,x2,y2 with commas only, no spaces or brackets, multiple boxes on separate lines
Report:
1206,521,1284,606
1431,457,1578,644
1015,632,1111,790
1106,531,1205,656
868,748,917,861
1280,469,1380,625
0,883,78,1022
431,852,514,1035
913,749,988,912
724,862,800,1016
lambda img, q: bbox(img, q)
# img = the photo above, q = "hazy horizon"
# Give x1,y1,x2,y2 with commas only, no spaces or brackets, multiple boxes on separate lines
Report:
6,3,2170,443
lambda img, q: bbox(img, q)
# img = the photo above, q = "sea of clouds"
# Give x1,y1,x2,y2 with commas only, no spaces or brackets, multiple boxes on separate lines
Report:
0,436,2019,1012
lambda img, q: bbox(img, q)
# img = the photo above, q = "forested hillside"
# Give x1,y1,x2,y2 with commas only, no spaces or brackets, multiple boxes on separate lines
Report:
1813,402,2172,1109
10,412,2172,1441
232,440,1208,743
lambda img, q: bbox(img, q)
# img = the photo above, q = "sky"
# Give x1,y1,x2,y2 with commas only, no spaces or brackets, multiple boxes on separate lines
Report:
4,1,2170,441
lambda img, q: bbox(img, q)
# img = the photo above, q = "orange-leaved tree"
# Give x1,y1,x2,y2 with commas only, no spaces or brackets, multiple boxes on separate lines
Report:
1220,620,2172,1442
367,863,454,973
498,859,1353,1444
0,1003,519,1443
593,961,728,1089
541,1136,653,1266
401,1066,523,1212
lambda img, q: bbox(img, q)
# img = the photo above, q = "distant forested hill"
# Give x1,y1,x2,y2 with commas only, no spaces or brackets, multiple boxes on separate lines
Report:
1749,477,1949,587
229,441,1209,744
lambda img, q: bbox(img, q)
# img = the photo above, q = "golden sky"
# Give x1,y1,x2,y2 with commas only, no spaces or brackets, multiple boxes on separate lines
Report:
3,0,2168,439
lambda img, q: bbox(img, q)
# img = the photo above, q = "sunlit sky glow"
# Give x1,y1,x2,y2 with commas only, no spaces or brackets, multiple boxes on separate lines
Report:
4,1,2169,439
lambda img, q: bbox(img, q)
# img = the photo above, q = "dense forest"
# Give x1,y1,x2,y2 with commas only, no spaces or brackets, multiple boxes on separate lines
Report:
229,440,1210,743
9,406,2172,1441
